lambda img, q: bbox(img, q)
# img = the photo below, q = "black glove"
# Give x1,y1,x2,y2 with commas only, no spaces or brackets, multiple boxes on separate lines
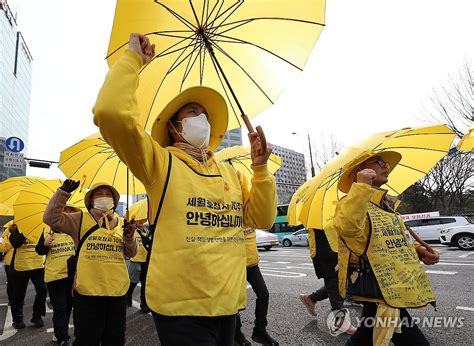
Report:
9,226,27,248
123,218,136,239
60,179,80,193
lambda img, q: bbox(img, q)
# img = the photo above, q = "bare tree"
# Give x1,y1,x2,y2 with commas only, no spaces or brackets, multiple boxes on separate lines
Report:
425,61,473,138
312,133,343,171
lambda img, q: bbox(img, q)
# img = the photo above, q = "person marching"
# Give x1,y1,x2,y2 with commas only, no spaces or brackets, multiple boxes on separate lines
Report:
43,181,137,345
298,228,357,335
0,223,14,306
126,219,149,313
234,228,278,346
93,33,277,345
8,224,47,329
328,153,439,345
35,205,77,346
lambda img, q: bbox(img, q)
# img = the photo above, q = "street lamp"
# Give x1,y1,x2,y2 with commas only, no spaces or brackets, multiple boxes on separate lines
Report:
292,132,315,178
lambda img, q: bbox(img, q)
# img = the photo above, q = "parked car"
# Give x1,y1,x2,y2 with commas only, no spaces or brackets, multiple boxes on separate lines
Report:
440,223,474,250
256,230,279,251
404,216,472,242
281,229,309,247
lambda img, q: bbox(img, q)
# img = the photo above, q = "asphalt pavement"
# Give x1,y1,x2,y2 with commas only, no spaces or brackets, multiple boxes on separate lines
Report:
0,245,473,345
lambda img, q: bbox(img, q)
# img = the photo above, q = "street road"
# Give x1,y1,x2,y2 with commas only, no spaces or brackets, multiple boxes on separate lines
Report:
0,245,473,345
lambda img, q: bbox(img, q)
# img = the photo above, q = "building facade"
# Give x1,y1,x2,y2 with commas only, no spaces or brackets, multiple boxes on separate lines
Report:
0,0,33,181
272,145,306,205
216,128,242,151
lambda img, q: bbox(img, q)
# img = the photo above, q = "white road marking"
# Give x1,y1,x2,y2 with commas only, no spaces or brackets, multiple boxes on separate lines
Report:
0,306,17,341
259,265,314,271
274,261,291,264
46,325,73,333
300,263,314,266
260,269,307,278
456,306,474,312
425,270,457,275
432,262,474,266
459,252,474,258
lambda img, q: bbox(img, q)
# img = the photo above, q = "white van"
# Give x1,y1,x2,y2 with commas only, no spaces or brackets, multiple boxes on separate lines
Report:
404,216,472,242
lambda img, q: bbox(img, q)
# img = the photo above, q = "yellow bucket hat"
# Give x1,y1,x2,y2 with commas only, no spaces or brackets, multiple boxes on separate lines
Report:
84,183,120,210
338,151,402,193
151,86,228,151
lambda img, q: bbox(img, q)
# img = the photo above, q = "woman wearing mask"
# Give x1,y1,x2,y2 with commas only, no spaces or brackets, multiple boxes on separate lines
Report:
35,205,77,346
93,33,277,345
43,181,137,345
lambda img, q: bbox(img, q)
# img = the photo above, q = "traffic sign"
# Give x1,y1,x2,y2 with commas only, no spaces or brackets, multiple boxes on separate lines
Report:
3,152,24,169
5,137,25,152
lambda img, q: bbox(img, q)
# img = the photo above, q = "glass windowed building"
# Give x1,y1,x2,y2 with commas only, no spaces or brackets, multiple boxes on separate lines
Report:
216,128,242,151
0,0,33,181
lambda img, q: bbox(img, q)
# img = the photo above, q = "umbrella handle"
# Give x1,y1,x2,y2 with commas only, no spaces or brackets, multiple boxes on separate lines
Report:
242,114,268,154
406,226,435,253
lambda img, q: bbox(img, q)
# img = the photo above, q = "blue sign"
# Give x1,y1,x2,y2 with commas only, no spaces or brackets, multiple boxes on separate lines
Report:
5,137,25,153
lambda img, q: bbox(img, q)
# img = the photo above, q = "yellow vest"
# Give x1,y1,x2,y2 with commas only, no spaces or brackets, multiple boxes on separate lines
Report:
0,229,13,266
308,228,339,258
308,229,316,258
244,228,259,267
13,236,45,272
146,155,246,316
43,230,75,283
75,213,129,296
338,203,436,308
130,231,147,263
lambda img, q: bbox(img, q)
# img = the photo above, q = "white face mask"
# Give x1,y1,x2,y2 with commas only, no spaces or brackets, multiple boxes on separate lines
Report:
93,197,115,212
174,113,211,149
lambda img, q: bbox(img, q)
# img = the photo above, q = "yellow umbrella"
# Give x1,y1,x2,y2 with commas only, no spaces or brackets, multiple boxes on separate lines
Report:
287,180,312,226
13,180,86,242
106,0,326,134
0,176,44,208
59,133,146,196
128,198,148,221
457,124,473,152
214,146,282,180
0,203,13,217
298,124,456,230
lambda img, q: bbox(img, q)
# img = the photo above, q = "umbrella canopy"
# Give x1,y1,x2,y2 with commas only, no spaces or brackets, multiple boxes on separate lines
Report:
59,133,146,195
106,0,326,132
214,145,282,180
128,198,148,221
457,124,473,152
0,203,13,217
287,180,312,226
13,180,86,242
0,176,44,209
298,125,456,229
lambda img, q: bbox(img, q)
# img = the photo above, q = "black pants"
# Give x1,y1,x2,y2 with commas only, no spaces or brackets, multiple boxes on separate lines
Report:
153,313,236,346
236,265,269,334
346,302,430,345
10,268,47,323
47,277,74,343
4,265,13,304
72,292,127,346
309,275,344,311
126,262,147,306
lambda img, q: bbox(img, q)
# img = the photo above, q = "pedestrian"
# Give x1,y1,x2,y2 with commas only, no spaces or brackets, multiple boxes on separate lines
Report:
234,228,278,346
126,219,149,313
93,33,277,345
328,153,439,345
43,181,137,345
0,223,14,305
298,228,357,335
8,224,47,329
35,205,77,346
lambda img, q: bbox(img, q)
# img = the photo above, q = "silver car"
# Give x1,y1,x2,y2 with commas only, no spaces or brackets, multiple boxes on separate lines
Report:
256,229,279,250
281,229,309,247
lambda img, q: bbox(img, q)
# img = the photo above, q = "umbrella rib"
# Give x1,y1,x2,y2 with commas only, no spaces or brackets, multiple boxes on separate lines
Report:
143,36,200,128
209,40,274,104
189,0,201,27
373,146,450,154
201,0,209,26
204,0,222,27
14,210,45,224
87,152,115,188
154,1,197,31
180,40,204,92
199,40,207,85
205,0,226,28
212,32,302,71
218,17,325,30
111,158,122,192
207,0,241,30
208,51,242,128
209,0,243,31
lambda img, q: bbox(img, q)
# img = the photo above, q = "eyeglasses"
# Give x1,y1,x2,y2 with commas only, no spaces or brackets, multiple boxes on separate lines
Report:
368,158,390,169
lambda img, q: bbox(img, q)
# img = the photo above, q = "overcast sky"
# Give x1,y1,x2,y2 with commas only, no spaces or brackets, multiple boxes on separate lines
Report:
8,0,473,180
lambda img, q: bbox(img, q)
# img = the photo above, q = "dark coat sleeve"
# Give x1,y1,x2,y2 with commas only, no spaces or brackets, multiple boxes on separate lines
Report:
35,232,49,256
9,227,27,249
